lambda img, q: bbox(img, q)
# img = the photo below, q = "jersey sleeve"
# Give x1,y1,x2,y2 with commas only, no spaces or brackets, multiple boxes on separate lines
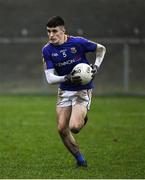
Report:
42,47,54,69
78,37,97,52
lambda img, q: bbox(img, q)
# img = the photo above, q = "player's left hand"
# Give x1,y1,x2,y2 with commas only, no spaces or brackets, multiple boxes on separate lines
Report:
91,64,99,79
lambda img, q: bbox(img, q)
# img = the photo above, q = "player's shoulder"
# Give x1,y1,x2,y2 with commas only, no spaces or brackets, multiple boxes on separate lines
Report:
42,42,51,50
42,42,52,54
69,36,87,42
71,36,98,47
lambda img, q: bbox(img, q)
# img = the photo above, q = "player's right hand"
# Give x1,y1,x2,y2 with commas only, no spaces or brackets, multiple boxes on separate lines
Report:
64,73,82,84
91,64,99,79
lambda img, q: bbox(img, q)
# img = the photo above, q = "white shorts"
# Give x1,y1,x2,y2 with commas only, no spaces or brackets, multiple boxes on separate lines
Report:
57,89,92,110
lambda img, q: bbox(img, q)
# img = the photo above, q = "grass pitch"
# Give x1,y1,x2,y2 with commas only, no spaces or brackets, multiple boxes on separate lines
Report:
0,95,145,179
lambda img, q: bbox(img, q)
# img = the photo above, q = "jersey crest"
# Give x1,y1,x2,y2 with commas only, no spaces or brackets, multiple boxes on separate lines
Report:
70,47,77,54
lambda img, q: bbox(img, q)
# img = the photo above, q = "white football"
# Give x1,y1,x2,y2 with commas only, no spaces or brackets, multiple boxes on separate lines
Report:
72,63,93,85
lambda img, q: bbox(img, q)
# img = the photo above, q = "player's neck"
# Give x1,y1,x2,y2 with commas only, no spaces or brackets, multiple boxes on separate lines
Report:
59,34,67,45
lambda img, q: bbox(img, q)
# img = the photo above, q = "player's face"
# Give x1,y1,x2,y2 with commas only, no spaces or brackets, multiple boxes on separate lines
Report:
47,26,65,45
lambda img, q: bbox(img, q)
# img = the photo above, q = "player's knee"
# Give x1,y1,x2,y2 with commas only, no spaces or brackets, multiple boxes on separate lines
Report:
70,124,80,134
70,128,80,134
69,119,84,134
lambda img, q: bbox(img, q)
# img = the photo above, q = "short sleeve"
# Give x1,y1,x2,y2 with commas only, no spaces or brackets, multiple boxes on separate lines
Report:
42,47,54,69
78,37,97,52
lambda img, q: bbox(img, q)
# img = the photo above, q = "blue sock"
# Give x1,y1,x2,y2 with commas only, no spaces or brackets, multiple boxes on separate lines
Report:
75,151,85,163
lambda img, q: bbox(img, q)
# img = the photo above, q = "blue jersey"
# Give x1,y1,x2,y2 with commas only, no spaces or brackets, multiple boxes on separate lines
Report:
42,36,97,91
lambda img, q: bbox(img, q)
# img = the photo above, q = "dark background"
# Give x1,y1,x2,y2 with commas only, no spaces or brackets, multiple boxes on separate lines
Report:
0,0,145,94
0,0,145,38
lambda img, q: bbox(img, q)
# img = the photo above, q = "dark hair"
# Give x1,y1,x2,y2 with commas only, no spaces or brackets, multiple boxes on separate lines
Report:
46,16,65,28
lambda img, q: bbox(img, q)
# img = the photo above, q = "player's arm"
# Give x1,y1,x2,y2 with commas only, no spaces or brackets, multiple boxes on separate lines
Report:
43,60,82,85
78,37,106,75
45,68,82,85
91,43,106,78
95,43,106,68
42,55,65,84
44,68,66,84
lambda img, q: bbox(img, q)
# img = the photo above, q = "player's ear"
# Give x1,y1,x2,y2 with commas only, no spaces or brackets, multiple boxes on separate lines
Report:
61,26,66,33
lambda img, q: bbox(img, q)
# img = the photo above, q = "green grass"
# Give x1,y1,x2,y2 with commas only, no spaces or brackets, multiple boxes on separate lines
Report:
0,95,145,179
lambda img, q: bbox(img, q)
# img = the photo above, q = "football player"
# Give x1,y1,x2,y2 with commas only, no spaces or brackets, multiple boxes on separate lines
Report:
42,16,106,167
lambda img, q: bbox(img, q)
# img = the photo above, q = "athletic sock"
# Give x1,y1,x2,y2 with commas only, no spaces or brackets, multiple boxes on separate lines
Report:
74,151,85,163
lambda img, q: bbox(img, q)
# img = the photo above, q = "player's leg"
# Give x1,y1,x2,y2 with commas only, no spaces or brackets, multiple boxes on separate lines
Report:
56,106,80,156
84,114,88,125
69,89,92,133
56,88,80,156
57,106,87,167
69,104,87,134
68,89,92,167
56,89,90,167
69,104,88,166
